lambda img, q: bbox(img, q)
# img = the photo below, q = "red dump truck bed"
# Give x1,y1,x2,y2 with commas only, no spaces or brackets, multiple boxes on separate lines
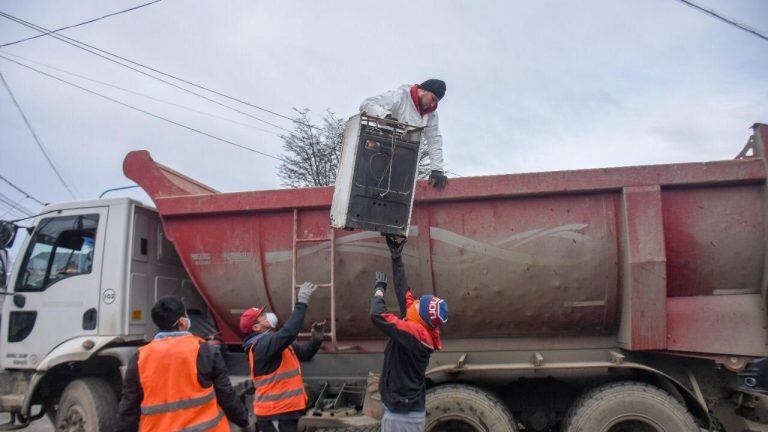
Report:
124,124,768,359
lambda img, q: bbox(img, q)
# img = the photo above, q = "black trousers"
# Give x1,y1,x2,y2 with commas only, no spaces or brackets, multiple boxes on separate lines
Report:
256,419,299,432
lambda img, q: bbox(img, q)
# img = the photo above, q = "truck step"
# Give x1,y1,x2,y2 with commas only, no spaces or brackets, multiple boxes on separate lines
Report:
0,394,24,412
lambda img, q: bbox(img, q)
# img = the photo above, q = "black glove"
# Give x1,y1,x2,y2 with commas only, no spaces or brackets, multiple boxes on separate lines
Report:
311,320,326,343
374,271,388,295
385,235,407,259
428,170,448,189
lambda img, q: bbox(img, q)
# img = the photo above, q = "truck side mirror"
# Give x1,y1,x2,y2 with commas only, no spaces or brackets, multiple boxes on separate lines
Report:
0,249,6,289
0,221,18,249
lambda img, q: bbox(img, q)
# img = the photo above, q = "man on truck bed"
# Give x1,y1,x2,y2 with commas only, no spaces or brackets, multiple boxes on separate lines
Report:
240,282,325,432
116,296,249,432
370,235,449,432
360,79,449,189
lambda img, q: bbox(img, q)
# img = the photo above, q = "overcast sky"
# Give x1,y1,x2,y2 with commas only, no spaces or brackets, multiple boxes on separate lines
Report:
0,0,766,223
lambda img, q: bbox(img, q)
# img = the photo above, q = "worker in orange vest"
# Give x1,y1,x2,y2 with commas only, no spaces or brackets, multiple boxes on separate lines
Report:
116,296,250,432
240,282,324,432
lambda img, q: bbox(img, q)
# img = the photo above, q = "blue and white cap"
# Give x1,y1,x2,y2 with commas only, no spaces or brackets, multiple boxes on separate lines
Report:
418,295,448,329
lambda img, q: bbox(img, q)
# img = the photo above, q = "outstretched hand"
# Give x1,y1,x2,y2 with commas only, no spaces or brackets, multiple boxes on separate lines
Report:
374,271,388,296
297,282,317,304
311,320,326,342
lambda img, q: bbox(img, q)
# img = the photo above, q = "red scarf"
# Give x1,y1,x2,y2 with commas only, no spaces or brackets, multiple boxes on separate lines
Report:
409,84,423,116
410,84,438,117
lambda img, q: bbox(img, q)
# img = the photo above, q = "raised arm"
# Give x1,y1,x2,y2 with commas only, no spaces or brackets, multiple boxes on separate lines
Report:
252,282,317,358
386,235,410,317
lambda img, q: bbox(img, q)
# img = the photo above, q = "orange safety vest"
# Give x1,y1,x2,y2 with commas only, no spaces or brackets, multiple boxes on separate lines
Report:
138,334,229,432
249,345,308,417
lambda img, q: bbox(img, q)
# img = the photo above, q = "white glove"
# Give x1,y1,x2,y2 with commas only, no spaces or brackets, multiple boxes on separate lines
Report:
297,282,317,304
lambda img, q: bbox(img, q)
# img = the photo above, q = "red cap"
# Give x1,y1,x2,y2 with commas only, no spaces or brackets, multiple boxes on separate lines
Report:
239,304,268,334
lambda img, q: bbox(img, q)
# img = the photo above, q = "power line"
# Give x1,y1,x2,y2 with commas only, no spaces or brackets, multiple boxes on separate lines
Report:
0,70,78,199
0,9,461,178
0,192,33,217
0,200,30,219
0,10,315,132
1,196,33,216
673,0,768,42
0,54,468,189
0,198,23,218
1,51,282,137
0,56,463,186
0,11,295,134
0,192,33,215
0,200,27,218
0,174,46,205
0,201,29,219
0,54,287,163
0,202,21,218
0,0,163,48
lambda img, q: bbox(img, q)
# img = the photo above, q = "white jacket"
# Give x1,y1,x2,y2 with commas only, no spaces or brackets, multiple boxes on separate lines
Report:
359,84,445,172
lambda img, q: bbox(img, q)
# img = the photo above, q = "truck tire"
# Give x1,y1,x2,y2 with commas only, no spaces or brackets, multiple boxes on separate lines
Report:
425,384,518,432
54,378,117,432
561,381,699,432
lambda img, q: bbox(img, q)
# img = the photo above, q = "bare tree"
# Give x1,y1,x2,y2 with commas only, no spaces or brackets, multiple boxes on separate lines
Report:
279,108,431,187
278,109,345,187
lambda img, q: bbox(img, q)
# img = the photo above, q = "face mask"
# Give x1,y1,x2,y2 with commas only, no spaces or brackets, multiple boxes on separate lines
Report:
173,315,191,331
265,312,278,328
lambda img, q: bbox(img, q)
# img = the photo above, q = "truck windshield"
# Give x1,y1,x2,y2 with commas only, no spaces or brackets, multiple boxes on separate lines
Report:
16,214,99,292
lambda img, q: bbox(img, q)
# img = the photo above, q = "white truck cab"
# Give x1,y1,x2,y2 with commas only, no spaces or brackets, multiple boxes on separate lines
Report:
0,198,207,430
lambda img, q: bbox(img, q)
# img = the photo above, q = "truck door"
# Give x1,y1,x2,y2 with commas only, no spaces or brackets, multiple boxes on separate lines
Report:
0,208,107,369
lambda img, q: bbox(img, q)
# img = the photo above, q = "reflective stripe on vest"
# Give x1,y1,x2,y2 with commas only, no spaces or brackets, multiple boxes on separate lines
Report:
138,334,229,432
177,410,226,432
141,389,215,415
253,388,305,403
249,345,308,416
251,369,301,389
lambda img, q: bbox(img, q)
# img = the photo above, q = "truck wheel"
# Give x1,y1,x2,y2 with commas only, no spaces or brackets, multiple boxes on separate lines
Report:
561,381,699,432
54,378,117,432
425,384,518,432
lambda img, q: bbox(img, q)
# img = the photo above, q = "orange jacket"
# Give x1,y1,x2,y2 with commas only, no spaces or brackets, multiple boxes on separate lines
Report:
249,345,308,417
138,334,229,431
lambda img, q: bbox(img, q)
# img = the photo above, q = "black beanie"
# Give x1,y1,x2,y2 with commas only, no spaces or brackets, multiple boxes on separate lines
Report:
419,79,446,100
151,296,186,331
